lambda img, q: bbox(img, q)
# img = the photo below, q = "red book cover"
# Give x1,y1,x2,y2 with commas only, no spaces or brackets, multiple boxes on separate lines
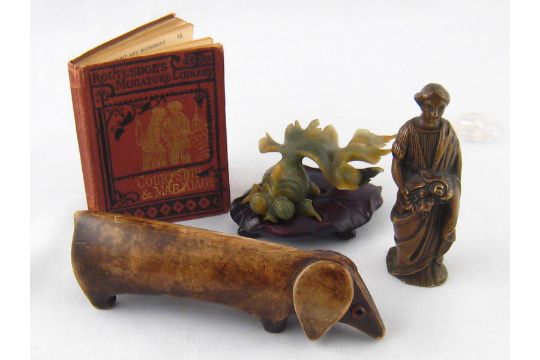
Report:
68,45,230,221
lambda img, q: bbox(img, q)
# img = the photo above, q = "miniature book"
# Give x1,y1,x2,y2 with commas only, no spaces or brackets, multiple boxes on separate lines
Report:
68,14,230,222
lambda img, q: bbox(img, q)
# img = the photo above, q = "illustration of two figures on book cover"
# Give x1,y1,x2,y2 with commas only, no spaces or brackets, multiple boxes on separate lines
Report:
134,97,210,171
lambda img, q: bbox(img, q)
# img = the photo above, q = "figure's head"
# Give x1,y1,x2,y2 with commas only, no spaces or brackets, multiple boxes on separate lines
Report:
292,259,385,340
414,83,450,125
167,101,183,113
151,107,167,121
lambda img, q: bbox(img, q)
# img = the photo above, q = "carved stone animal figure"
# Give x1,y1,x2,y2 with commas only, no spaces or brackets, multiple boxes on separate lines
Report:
243,120,393,222
72,211,385,340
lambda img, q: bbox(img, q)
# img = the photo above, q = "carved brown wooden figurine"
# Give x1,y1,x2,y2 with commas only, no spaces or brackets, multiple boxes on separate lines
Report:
72,211,385,340
387,83,462,287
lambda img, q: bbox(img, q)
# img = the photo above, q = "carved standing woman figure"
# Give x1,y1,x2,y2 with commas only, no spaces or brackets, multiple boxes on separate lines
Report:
387,84,462,287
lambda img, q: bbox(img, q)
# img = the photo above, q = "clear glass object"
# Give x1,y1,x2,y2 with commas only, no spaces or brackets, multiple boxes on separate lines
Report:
453,113,498,142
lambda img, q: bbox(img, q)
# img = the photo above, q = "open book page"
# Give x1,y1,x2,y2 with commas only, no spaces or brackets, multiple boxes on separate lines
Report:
101,23,194,63
73,14,178,65
83,18,187,63
78,23,194,66
142,37,215,56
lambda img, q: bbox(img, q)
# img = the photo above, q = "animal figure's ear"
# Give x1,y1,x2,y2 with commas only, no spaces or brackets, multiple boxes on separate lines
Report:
293,260,354,340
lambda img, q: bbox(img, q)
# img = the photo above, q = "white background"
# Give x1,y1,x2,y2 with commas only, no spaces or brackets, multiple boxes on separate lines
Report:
31,1,509,359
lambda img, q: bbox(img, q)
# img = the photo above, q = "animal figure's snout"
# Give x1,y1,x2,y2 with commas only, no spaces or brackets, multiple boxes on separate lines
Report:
351,304,366,319
292,260,386,340
342,300,386,339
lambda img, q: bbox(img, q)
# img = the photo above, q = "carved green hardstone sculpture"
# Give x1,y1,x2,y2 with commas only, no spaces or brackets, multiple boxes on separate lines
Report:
242,120,394,223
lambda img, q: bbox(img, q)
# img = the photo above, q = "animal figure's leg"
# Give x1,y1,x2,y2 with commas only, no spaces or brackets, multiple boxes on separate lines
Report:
263,212,278,223
270,197,295,221
261,317,288,333
83,289,117,309
298,199,322,222
241,184,262,204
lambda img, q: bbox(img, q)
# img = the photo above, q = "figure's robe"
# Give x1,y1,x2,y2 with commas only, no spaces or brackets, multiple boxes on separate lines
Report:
139,117,168,170
390,119,461,276
163,111,192,164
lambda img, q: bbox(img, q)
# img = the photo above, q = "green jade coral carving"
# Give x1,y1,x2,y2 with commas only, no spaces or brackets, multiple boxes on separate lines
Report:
243,120,394,222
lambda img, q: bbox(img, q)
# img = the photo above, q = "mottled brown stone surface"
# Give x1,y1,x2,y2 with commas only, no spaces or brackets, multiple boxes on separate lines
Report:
72,211,385,340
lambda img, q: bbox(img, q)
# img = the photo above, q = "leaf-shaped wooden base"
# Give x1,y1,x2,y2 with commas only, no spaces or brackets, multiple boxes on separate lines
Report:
230,166,384,239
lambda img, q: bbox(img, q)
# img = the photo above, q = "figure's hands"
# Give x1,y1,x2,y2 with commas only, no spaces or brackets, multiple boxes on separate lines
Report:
428,179,453,200
430,183,445,197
